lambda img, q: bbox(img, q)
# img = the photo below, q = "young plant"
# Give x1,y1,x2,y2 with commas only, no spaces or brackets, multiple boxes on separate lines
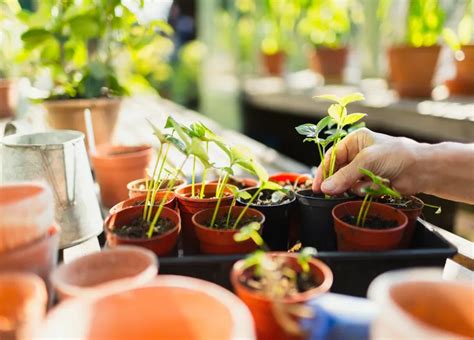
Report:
234,223,318,298
356,168,401,227
295,93,366,188
443,0,473,57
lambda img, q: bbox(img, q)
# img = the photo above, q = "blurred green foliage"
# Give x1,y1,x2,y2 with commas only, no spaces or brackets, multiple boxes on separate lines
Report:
406,0,445,46
443,0,473,51
0,0,25,78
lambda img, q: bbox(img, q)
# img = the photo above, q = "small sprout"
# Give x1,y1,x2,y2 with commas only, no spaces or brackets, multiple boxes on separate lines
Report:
233,222,264,247
271,190,286,204
424,203,442,215
298,247,318,273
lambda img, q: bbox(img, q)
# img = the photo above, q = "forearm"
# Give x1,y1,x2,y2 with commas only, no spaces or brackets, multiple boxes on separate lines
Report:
417,142,474,204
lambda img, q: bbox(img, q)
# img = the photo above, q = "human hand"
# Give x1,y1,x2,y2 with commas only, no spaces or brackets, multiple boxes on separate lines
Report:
312,128,425,196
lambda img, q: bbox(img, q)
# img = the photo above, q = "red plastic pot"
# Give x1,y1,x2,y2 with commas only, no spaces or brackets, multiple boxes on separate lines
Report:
231,252,333,340
127,178,187,198
105,205,180,256
261,51,286,76
269,172,312,188
332,201,408,251
175,183,234,254
388,45,440,98
308,47,348,83
109,191,176,215
192,206,265,254
0,224,59,302
91,145,152,208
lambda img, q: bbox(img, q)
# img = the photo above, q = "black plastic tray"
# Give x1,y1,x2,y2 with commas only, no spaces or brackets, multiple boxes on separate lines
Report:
157,221,457,297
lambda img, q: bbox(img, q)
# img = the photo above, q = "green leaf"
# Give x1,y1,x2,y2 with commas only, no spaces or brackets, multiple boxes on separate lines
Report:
166,116,191,149
316,115,335,131
69,14,99,39
313,94,340,104
343,113,366,126
348,122,366,133
21,28,54,49
339,92,365,106
147,119,168,144
166,135,187,154
238,190,252,200
328,104,346,124
233,222,262,242
295,124,317,137
189,122,206,138
261,181,282,191
189,137,211,168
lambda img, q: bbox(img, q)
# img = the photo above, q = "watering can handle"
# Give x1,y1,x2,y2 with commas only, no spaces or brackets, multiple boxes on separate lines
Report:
3,119,36,137
62,142,77,204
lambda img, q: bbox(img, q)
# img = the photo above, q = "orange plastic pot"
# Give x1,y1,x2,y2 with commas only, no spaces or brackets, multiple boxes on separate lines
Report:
109,192,176,215
0,225,60,301
105,205,180,256
127,178,186,198
332,201,408,251
0,273,47,339
175,183,234,254
388,45,440,98
446,44,474,95
0,79,17,118
91,145,152,208
51,246,158,301
39,276,255,339
0,182,54,253
269,172,312,188
309,47,348,83
231,253,333,340
261,51,286,76
192,206,265,254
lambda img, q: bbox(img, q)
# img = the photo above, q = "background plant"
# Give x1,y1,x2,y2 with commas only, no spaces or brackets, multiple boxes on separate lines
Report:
18,0,173,100
443,0,473,54
0,0,25,78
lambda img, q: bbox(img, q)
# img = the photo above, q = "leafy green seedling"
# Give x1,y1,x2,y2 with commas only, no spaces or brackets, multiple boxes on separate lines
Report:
297,247,318,274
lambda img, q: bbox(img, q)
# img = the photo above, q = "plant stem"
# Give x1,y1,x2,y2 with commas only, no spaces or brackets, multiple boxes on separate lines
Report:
142,173,150,220
147,173,170,222
361,196,373,227
147,156,188,238
357,194,370,227
233,186,263,230
226,196,238,227
316,143,327,180
209,173,229,228
144,146,162,221
199,169,208,199
191,156,196,197
156,143,171,183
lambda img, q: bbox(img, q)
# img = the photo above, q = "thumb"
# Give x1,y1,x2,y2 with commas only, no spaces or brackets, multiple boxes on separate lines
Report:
321,154,366,195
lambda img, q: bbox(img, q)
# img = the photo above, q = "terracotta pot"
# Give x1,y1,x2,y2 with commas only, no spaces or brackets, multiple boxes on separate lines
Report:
309,47,348,83
175,183,234,254
192,206,265,254
105,205,180,256
332,201,408,251
0,182,54,253
388,45,441,98
369,268,474,339
51,246,158,301
127,178,186,198
0,273,47,339
91,145,152,208
0,225,60,301
109,192,176,215
0,79,17,118
446,44,474,95
261,51,286,76
381,196,424,248
39,275,255,339
231,252,333,340
43,98,121,147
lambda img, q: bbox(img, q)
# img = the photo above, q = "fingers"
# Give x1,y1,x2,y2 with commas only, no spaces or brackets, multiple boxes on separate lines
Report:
320,152,367,195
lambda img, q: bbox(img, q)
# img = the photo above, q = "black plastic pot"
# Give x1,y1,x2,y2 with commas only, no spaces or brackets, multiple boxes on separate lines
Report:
295,190,354,251
237,188,296,251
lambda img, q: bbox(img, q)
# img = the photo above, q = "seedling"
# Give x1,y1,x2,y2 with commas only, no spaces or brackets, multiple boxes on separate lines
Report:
295,93,366,196
356,168,401,227
234,223,318,299
443,0,473,58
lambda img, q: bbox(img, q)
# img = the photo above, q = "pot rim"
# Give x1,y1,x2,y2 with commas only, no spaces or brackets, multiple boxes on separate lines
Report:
388,45,441,51
0,224,60,257
50,245,158,298
104,206,180,242
175,183,234,204
237,188,296,207
127,178,186,192
332,201,408,234
231,252,333,303
42,97,122,106
1,130,84,149
295,189,354,202
379,195,424,212
192,206,265,233
109,192,176,215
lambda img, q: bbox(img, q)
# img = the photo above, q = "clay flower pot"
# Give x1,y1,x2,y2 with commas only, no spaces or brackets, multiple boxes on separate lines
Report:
51,246,158,301
0,79,17,118
105,205,180,256
0,182,54,253
109,192,176,215
0,273,47,339
369,268,474,339
261,51,286,76
446,44,474,95
39,276,255,339
127,178,186,198
43,97,121,147
91,145,152,208
0,225,60,301
332,201,408,251
308,47,348,84
192,206,265,254
388,45,441,98
231,252,333,340
175,183,234,254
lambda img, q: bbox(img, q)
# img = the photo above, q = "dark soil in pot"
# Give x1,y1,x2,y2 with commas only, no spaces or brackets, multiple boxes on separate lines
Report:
295,190,354,251
208,216,259,230
237,188,295,251
112,216,175,238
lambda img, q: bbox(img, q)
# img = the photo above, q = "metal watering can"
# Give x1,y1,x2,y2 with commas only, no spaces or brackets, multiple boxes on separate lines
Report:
1,130,103,249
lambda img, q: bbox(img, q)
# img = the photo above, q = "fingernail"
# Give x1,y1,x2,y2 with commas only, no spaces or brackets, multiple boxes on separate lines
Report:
321,179,335,192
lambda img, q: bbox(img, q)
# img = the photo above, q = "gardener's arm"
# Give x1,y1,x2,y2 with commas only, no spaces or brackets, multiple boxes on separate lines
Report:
312,128,474,204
